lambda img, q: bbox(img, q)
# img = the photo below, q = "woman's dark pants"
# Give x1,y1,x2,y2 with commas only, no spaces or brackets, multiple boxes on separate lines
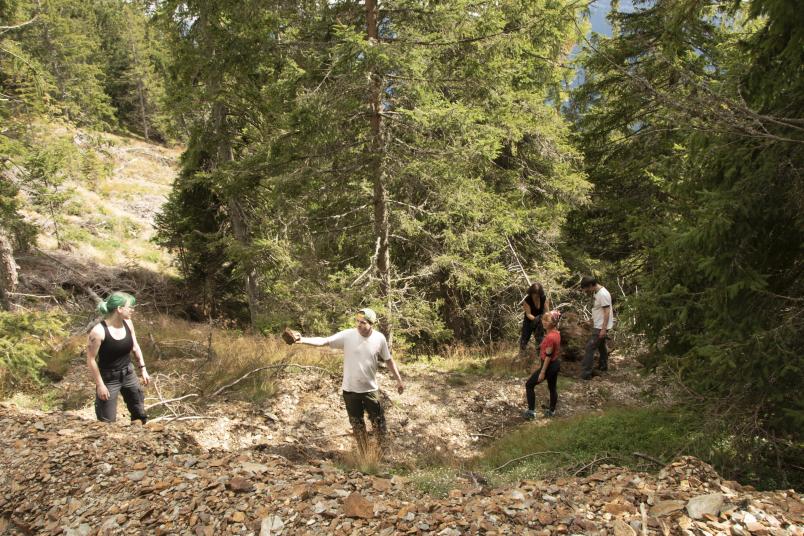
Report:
95,364,147,423
525,360,560,412
519,315,544,350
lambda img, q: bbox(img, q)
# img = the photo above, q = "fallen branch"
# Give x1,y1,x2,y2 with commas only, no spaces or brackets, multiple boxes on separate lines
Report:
8,292,56,300
633,451,665,467
640,503,648,536
148,415,215,424
209,363,336,398
492,451,569,472
145,393,199,410
572,455,617,476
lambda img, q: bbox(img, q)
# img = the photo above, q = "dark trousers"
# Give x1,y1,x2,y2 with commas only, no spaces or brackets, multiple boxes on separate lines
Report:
95,364,147,423
342,390,386,444
525,360,560,412
519,315,544,350
582,329,609,378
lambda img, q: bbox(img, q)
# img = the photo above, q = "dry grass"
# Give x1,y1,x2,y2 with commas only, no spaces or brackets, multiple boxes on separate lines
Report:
338,436,384,475
406,342,527,379
139,314,340,405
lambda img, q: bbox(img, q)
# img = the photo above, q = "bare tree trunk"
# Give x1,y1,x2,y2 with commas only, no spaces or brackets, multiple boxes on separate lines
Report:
365,0,393,345
0,232,18,310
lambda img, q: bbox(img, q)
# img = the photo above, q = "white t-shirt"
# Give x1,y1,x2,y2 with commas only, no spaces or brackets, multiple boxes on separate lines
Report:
592,287,615,330
326,328,391,393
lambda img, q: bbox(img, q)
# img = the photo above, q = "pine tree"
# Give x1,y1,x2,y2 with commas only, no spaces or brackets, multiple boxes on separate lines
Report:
156,0,589,341
571,0,803,484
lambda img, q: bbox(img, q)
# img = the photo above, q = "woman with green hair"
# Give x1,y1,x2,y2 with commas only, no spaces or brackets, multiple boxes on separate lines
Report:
86,292,150,423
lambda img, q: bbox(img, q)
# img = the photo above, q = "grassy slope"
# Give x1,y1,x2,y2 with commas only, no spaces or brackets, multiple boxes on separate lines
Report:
27,121,180,273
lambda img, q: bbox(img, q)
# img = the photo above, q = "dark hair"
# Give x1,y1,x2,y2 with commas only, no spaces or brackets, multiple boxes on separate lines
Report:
527,283,544,295
580,276,597,289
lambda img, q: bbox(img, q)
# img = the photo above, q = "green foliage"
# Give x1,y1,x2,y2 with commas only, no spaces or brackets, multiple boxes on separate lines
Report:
22,138,78,247
569,0,803,468
0,310,69,394
155,0,589,344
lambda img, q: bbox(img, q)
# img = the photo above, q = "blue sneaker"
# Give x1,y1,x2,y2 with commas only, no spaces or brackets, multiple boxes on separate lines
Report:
522,410,536,420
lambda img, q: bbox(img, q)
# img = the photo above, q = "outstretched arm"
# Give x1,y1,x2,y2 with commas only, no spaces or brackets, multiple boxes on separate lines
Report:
297,336,330,347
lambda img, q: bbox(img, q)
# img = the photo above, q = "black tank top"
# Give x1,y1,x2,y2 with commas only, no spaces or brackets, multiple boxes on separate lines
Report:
524,292,546,318
97,320,134,371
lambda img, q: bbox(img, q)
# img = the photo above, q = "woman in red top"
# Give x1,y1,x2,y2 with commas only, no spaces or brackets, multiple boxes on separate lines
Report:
522,310,561,419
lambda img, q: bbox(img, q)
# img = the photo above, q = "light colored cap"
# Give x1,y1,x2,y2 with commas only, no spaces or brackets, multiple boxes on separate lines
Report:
357,307,377,324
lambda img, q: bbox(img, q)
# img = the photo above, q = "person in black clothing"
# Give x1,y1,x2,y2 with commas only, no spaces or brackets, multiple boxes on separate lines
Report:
86,292,150,423
519,282,551,358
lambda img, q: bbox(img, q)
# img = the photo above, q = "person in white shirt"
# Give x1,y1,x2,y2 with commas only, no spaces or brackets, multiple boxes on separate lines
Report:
580,276,614,379
287,307,404,450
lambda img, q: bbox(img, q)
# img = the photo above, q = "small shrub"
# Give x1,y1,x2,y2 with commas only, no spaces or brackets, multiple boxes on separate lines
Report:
0,310,69,396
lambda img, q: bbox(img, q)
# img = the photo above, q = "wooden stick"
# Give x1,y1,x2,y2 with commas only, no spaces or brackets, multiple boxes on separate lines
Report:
640,503,648,536
572,455,616,476
145,393,199,410
148,415,214,424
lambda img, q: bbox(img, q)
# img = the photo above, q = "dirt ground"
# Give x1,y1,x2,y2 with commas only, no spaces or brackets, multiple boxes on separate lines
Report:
49,347,648,470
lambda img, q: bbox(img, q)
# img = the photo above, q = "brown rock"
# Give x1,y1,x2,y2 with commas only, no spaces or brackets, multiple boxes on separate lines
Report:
537,512,554,525
290,484,310,500
343,492,374,519
227,477,254,493
231,511,245,523
650,500,686,517
745,522,768,535
613,519,636,536
605,501,636,515
372,477,392,492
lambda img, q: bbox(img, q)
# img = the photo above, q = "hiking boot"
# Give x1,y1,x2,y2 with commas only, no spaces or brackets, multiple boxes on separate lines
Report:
522,410,536,421
543,408,555,418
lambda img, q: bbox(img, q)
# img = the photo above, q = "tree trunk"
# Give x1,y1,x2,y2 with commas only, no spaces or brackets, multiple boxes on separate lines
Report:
365,0,393,344
212,100,260,327
0,232,18,311
137,78,150,141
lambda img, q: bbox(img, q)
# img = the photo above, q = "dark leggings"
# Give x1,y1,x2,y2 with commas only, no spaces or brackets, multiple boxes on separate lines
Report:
525,359,560,412
95,364,147,423
519,315,544,349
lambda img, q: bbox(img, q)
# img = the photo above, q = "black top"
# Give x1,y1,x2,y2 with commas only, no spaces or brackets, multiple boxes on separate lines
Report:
97,320,134,371
523,292,546,319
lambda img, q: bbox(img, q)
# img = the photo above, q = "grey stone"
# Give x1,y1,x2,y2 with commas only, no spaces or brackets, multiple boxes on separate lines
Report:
686,493,725,519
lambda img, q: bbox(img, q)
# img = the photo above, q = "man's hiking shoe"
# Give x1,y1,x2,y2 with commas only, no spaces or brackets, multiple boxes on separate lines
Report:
543,409,556,418
522,410,536,420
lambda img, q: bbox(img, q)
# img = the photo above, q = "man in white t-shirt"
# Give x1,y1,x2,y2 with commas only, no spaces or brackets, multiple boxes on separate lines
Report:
580,276,615,379
288,308,404,449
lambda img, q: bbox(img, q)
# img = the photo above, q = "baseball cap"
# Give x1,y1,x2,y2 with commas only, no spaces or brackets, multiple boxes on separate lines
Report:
357,307,377,324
